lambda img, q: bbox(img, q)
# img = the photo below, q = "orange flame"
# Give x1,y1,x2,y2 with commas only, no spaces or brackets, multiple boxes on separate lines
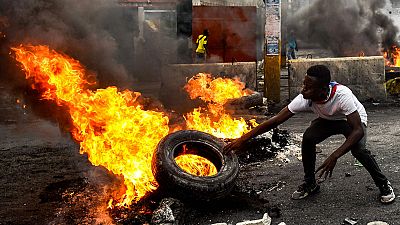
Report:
384,46,400,67
174,144,217,176
184,73,258,139
12,45,170,206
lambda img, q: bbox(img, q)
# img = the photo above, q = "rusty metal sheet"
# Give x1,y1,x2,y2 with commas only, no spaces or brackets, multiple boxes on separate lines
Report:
193,6,257,63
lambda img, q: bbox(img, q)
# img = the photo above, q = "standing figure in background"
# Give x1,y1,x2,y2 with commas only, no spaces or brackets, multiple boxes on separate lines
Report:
287,31,298,60
195,29,209,63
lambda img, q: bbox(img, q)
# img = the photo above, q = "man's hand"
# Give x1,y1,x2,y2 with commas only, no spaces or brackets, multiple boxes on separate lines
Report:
315,153,338,181
223,138,246,154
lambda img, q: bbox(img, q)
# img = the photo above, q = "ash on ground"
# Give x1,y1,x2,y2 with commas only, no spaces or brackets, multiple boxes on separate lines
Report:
236,128,290,164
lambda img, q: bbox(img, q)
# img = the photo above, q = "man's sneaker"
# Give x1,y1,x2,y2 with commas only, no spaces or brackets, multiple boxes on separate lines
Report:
379,181,395,204
291,182,320,200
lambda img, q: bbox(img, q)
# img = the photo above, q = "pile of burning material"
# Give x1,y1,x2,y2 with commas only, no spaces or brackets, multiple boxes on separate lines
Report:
383,46,400,96
184,72,266,117
236,128,289,165
12,45,290,224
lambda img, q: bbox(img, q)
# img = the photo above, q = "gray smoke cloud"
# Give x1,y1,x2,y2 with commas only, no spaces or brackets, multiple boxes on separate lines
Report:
0,0,139,87
0,0,194,127
0,0,185,90
287,0,399,56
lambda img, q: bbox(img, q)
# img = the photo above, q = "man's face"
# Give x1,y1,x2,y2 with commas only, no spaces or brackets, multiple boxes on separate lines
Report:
301,75,324,100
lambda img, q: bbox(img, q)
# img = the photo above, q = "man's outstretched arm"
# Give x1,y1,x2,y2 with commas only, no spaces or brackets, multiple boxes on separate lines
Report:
223,106,294,154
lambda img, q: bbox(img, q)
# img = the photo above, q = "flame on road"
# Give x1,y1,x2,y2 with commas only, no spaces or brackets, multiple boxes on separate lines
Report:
384,46,400,67
184,73,258,139
12,45,170,207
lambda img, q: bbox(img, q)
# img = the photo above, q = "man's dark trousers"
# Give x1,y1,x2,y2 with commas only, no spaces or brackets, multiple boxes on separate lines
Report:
301,117,388,187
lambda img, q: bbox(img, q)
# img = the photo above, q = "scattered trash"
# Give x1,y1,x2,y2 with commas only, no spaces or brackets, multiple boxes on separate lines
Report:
343,217,358,225
151,198,184,225
267,181,286,192
345,172,352,177
211,223,228,225
277,223,286,225
354,159,363,167
366,221,389,225
236,213,271,225
238,129,289,164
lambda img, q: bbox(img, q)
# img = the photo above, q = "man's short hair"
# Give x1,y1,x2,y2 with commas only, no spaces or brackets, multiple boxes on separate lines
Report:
306,65,331,86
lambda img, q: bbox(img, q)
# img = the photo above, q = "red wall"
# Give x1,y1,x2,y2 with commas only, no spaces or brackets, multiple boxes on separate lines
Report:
192,6,257,63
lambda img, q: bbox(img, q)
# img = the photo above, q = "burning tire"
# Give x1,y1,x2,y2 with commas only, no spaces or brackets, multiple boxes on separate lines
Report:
152,130,239,201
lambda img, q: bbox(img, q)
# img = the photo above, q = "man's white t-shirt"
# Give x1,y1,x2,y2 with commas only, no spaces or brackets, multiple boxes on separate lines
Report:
287,84,367,125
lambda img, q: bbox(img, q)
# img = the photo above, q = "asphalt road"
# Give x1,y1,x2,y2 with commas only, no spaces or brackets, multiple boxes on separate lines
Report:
0,102,399,225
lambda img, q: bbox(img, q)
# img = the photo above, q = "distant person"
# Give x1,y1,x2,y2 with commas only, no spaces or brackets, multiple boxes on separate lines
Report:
287,31,298,60
224,65,395,204
195,29,209,63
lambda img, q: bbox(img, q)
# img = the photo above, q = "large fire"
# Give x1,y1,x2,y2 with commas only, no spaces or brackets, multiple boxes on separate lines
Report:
184,73,258,139
384,46,400,67
12,45,170,207
12,45,257,207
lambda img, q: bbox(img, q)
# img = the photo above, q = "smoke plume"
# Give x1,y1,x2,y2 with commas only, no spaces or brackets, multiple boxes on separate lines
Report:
0,0,141,87
288,0,399,56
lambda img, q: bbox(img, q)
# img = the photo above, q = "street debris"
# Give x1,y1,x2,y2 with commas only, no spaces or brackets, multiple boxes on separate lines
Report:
266,181,286,192
236,213,272,225
151,198,184,225
366,221,389,225
237,129,291,164
343,217,358,225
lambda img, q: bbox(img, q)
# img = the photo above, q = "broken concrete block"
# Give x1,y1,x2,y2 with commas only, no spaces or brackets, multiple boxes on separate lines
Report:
288,56,386,102
236,213,271,225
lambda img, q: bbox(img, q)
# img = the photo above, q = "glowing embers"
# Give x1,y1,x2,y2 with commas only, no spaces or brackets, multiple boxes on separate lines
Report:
174,143,219,177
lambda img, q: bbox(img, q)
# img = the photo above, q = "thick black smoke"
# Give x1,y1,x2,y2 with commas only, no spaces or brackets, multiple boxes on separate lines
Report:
288,0,399,56
0,0,141,88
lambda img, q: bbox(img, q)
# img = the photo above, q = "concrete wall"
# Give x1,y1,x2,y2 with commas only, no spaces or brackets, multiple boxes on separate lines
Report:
192,0,264,7
288,56,386,102
159,62,257,113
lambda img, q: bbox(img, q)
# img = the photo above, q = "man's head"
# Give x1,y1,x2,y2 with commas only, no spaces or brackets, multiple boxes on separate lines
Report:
301,65,331,101
203,29,209,36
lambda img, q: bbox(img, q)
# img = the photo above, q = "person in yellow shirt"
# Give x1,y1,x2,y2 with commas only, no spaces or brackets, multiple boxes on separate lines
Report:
195,29,209,63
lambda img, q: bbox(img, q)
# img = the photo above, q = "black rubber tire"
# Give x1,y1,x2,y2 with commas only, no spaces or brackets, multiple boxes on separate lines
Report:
152,130,239,201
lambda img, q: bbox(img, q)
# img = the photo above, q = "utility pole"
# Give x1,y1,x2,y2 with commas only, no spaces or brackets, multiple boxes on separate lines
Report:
264,0,281,102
